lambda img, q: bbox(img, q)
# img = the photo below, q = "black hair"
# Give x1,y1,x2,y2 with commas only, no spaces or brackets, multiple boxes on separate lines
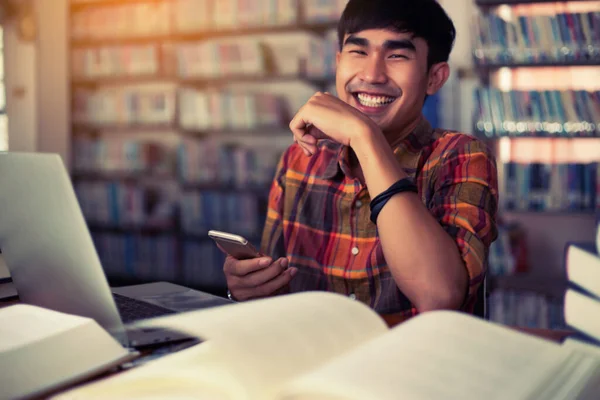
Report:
337,0,456,69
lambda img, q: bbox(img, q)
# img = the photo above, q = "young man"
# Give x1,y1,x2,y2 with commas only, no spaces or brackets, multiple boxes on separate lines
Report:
222,0,498,316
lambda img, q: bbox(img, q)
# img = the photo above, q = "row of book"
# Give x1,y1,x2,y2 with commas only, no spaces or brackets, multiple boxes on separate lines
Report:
73,86,176,125
71,2,171,39
473,11,600,65
72,137,174,175
73,181,270,235
177,138,280,188
74,182,178,228
178,89,287,131
91,232,233,289
182,240,228,288
503,162,600,212
180,191,266,238
71,45,161,79
70,0,346,40
488,289,566,329
71,33,338,80
174,32,335,79
474,88,599,138
92,233,180,283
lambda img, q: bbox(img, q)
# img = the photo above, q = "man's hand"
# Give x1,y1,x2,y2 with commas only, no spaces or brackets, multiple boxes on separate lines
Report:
289,92,378,156
223,255,297,301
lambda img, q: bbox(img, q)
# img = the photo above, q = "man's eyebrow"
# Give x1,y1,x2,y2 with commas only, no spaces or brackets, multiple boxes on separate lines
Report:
382,39,416,52
343,35,368,48
342,36,416,52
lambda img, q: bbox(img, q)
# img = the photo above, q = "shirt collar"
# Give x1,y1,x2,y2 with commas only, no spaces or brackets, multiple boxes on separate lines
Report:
319,117,436,180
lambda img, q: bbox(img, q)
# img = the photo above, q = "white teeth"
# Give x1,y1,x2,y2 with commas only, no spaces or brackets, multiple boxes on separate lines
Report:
356,93,396,107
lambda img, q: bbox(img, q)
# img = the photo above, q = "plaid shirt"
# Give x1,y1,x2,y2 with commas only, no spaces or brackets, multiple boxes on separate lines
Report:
261,118,498,316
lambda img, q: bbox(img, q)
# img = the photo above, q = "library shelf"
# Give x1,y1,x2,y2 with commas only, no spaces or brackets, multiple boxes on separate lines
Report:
488,274,567,299
501,209,600,217
70,21,339,48
475,132,600,139
70,0,163,12
181,183,270,194
476,0,598,6
475,60,600,69
87,224,177,235
72,122,177,133
71,74,334,88
72,171,176,182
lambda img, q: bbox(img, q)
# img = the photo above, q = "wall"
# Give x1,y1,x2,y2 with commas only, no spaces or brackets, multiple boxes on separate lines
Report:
4,19,37,152
35,0,69,168
4,0,69,168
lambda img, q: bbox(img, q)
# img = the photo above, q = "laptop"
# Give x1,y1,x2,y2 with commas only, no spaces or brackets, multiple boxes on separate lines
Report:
0,152,233,348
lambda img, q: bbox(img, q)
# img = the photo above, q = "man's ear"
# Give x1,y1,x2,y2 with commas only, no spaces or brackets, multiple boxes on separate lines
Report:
336,51,341,67
426,62,450,95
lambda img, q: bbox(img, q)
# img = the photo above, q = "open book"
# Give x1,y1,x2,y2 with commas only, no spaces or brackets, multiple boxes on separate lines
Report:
1,304,136,400
52,291,600,400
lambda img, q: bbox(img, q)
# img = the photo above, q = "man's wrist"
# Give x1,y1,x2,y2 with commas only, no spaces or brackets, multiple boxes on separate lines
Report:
227,289,238,302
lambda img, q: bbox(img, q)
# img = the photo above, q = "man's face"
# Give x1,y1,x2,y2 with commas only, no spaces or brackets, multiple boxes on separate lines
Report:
336,29,432,134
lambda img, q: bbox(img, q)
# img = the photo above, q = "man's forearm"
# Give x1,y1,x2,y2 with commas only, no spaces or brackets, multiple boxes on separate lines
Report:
352,129,467,312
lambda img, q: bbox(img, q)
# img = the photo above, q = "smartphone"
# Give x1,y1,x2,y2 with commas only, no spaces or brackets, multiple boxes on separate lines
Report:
208,230,261,260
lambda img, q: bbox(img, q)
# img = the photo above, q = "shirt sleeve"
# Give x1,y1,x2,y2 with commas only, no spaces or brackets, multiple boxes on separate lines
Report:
429,136,499,310
260,150,288,260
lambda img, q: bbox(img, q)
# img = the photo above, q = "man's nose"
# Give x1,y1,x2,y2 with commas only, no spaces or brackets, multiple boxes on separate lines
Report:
358,56,388,84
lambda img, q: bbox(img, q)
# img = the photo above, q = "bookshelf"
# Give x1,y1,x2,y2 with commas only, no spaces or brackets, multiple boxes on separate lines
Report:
473,0,600,328
68,0,344,295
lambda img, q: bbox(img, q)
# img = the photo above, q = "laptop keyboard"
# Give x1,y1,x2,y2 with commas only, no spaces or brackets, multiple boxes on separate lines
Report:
112,292,176,323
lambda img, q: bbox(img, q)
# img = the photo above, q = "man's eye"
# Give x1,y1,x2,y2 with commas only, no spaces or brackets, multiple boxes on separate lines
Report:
349,50,367,55
389,54,408,59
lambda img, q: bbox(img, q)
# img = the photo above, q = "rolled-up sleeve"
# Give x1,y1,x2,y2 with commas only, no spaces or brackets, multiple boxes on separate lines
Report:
428,136,499,309
260,151,288,260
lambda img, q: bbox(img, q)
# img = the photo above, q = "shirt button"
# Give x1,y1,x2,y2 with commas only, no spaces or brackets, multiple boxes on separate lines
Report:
351,247,359,256
355,200,363,208
349,293,357,300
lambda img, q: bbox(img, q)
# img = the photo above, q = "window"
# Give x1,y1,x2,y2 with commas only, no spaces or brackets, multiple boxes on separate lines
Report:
0,26,6,151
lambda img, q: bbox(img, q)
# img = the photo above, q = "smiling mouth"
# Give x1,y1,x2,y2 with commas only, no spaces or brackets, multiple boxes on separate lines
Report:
353,92,397,109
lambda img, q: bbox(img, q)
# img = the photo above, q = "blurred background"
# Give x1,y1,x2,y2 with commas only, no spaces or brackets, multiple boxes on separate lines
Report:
0,0,599,329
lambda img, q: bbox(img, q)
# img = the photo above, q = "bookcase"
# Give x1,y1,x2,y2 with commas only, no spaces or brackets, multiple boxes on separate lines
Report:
473,0,600,328
68,0,350,296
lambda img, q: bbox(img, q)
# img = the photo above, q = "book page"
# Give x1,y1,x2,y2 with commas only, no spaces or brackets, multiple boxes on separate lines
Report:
565,289,600,343
278,310,580,400
0,304,89,352
563,338,600,359
123,292,388,399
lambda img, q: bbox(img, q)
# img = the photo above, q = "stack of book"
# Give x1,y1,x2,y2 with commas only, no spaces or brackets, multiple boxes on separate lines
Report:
564,220,600,347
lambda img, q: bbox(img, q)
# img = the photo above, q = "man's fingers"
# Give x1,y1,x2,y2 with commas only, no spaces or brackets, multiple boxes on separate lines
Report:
255,267,297,298
235,267,298,300
223,255,273,277
230,258,289,289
